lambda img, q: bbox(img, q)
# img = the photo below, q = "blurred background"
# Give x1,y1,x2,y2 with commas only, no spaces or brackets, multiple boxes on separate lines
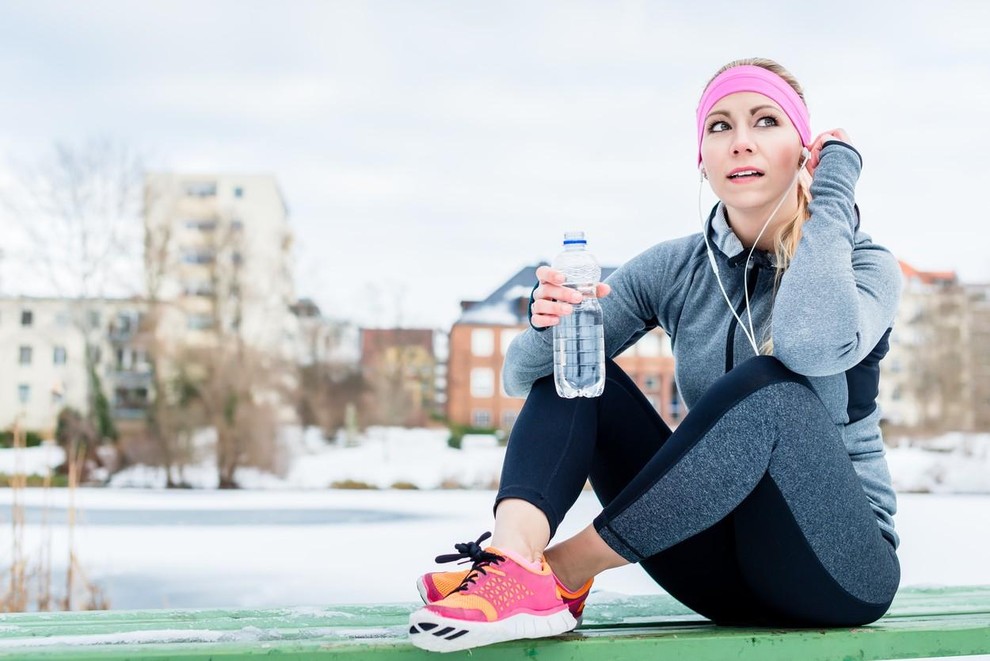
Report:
0,0,987,613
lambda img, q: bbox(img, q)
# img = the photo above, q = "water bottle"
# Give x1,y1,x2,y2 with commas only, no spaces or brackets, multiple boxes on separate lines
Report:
552,231,605,398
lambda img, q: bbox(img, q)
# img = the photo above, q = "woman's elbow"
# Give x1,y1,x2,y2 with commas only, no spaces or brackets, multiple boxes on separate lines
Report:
772,328,861,377
502,377,529,398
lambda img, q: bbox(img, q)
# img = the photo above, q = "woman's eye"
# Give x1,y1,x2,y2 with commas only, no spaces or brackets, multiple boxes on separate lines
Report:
756,115,778,127
708,120,730,133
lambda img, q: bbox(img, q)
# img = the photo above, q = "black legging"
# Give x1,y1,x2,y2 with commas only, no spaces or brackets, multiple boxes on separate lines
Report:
496,356,900,627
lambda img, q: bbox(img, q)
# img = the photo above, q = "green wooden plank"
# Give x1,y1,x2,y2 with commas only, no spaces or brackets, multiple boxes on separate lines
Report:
0,586,987,660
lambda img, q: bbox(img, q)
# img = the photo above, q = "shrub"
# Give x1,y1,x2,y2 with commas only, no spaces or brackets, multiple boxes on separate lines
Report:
447,423,499,450
0,473,70,488
0,430,45,448
329,479,377,490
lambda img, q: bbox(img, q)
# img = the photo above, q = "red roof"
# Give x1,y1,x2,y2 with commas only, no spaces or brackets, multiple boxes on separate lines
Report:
899,261,957,285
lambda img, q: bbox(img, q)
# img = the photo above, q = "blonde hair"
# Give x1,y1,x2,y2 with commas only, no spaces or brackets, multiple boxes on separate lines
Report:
703,58,813,353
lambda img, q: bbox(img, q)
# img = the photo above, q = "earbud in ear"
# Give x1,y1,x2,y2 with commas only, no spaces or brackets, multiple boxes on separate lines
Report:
699,165,708,180
799,147,810,169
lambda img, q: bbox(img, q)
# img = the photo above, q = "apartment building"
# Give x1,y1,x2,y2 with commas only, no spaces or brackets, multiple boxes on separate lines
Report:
960,282,990,431
0,297,149,433
447,265,679,434
143,173,297,360
879,262,990,433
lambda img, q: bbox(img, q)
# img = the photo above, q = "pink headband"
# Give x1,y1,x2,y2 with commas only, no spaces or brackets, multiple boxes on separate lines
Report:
696,65,811,165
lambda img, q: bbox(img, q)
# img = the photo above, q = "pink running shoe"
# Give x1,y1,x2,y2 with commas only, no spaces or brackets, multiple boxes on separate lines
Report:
417,532,593,624
408,546,577,653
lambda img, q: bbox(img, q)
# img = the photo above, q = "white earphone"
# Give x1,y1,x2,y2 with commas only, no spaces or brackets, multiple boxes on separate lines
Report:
699,146,811,355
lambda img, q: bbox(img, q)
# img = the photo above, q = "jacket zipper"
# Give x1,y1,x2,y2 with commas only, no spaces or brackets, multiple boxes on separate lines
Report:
724,263,761,372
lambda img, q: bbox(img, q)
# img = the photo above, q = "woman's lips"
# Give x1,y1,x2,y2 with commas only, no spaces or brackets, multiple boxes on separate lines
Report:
726,167,763,184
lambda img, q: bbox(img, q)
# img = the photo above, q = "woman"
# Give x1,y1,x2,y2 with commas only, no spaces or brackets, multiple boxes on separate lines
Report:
408,57,901,653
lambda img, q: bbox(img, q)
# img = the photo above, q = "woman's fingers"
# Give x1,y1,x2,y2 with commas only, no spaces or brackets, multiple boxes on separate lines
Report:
535,282,582,304
531,266,609,328
535,265,565,286
806,128,854,176
531,313,560,328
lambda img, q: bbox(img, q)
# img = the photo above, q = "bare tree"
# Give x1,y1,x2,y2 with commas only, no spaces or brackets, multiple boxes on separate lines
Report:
905,284,967,434
2,138,145,477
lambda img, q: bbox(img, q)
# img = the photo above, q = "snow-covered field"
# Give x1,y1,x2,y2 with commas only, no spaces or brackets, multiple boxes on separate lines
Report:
5,427,990,494
1,488,988,611
1,427,988,611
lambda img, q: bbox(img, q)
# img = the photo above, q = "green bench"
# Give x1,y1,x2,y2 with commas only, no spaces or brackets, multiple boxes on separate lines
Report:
1,586,987,660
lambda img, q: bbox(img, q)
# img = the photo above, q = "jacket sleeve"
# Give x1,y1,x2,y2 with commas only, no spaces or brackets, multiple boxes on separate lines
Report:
772,141,902,377
502,239,692,397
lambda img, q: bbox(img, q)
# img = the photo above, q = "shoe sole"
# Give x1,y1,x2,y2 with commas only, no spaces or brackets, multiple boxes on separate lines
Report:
408,607,577,653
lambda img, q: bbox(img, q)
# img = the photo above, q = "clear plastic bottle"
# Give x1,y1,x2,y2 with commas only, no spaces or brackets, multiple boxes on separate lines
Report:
551,231,605,398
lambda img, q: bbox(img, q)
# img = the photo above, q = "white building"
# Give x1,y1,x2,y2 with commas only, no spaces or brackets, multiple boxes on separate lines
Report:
879,262,989,432
0,297,149,433
143,173,297,361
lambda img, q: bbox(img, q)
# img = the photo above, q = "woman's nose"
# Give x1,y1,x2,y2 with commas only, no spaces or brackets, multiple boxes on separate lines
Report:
731,128,755,155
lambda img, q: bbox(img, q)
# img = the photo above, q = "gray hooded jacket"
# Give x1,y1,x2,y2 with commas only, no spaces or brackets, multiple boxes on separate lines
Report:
503,141,902,548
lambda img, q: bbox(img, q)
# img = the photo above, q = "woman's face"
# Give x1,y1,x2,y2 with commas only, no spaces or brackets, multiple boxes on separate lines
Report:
700,91,804,213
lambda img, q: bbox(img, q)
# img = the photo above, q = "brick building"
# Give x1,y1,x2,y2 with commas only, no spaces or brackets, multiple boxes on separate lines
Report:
360,328,443,427
447,264,679,434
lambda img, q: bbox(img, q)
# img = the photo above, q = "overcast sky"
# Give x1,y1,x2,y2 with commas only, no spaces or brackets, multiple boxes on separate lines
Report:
1,1,987,328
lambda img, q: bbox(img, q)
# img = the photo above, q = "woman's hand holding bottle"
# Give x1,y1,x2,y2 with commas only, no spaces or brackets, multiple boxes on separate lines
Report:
530,265,611,329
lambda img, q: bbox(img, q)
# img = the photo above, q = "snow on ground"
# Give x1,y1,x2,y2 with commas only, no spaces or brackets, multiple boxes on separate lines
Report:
0,488,987,611
4,427,989,494
0,442,64,477
105,426,506,490
1,427,988,610
886,433,990,493
106,426,990,493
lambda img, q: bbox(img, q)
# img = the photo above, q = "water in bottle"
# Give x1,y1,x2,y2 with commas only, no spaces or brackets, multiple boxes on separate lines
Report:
552,231,605,398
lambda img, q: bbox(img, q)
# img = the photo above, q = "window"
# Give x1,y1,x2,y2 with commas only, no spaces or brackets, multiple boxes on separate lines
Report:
181,249,215,265
470,368,494,397
183,281,215,296
87,310,101,330
17,384,30,404
187,313,216,330
670,382,682,421
472,410,492,428
21,310,33,326
500,329,521,355
114,386,149,409
231,219,244,231
231,251,244,266
53,347,67,365
471,329,494,357
644,375,660,390
233,187,244,199
18,346,32,365
184,219,217,231
114,315,131,334
184,181,217,197
502,410,518,429
52,390,64,406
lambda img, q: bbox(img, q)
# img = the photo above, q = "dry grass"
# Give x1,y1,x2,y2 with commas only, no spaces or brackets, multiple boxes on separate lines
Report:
1,421,109,612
